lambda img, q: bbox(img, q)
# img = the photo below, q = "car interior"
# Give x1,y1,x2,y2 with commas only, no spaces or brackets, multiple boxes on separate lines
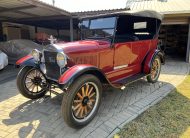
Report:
114,15,161,43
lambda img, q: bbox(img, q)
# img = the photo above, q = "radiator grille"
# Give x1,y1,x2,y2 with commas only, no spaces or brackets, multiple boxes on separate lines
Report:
44,51,60,80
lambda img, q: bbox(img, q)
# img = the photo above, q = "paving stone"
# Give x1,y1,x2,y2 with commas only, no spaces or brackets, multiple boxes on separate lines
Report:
90,127,109,138
0,130,9,137
0,60,189,138
107,128,121,138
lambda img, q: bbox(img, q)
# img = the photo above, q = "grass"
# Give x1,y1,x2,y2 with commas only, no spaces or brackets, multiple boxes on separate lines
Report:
116,75,190,138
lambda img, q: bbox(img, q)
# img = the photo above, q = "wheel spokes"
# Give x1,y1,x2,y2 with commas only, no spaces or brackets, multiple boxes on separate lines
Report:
84,106,88,115
77,92,83,99
85,84,89,96
89,92,95,98
73,103,81,111
87,102,92,109
28,83,34,89
72,83,97,119
75,106,83,117
88,87,93,96
151,59,160,79
31,84,36,92
74,100,82,103
80,107,84,118
25,69,47,93
82,86,85,97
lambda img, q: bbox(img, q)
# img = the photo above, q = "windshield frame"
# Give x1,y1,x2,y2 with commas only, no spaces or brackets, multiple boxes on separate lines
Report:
80,16,118,44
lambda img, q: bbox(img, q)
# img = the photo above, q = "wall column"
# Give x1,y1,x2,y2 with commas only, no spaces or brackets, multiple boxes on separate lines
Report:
35,26,38,33
70,18,74,42
0,22,3,41
186,21,190,63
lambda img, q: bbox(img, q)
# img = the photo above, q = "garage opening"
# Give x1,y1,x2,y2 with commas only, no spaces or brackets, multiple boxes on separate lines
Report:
159,24,189,61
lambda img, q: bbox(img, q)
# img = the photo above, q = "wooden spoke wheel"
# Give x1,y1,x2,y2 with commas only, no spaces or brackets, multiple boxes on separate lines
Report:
24,68,47,93
147,56,161,83
72,82,98,120
17,66,48,99
61,74,102,128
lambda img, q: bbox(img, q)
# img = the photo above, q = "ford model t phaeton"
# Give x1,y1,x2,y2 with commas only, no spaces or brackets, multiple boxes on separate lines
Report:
16,10,164,128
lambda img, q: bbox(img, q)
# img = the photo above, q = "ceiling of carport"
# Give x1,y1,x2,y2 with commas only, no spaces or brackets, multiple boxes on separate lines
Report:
0,0,75,30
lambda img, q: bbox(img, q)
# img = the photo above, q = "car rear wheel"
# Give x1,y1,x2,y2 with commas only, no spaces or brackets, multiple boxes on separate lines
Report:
61,74,102,128
17,66,48,99
147,56,161,83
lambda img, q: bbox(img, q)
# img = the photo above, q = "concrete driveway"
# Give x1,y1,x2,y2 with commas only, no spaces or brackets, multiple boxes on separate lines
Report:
0,60,189,138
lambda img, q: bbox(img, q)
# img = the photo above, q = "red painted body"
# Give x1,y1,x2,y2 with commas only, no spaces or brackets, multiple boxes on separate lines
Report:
56,38,158,86
16,55,32,65
58,64,94,84
16,38,160,88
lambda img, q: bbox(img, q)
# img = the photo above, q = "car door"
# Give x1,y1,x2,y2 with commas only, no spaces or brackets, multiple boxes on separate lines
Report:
105,42,134,82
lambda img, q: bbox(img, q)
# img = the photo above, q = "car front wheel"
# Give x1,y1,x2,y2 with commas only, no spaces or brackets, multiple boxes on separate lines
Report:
61,74,102,128
147,56,161,83
17,66,48,99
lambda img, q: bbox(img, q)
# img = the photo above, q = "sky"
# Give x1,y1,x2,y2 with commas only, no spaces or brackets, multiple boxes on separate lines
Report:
41,0,127,12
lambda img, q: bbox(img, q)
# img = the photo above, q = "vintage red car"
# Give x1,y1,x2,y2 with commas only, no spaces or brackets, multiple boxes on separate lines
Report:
16,10,164,128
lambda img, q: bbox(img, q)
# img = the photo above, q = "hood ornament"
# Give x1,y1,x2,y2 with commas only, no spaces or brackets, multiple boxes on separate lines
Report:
48,35,57,44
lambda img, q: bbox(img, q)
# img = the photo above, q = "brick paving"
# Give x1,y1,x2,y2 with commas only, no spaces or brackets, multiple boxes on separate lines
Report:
0,60,189,138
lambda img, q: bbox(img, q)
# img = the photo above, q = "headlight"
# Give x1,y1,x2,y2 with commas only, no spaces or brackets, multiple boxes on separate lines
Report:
31,49,41,62
56,52,67,67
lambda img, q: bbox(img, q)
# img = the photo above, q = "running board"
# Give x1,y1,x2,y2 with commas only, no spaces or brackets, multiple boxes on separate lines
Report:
113,73,146,87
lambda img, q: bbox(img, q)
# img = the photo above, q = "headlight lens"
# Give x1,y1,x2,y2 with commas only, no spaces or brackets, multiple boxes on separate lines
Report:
31,49,41,62
56,52,67,67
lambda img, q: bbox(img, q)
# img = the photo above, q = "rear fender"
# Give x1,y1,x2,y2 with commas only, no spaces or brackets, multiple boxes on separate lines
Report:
143,49,165,74
58,64,110,89
16,55,38,68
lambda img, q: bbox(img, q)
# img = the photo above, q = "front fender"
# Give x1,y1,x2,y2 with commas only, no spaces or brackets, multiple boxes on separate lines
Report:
143,49,165,74
16,55,38,68
58,64,107,89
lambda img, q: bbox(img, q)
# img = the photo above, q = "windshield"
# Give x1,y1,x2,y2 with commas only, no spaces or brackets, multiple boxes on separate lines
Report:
80,17,116,41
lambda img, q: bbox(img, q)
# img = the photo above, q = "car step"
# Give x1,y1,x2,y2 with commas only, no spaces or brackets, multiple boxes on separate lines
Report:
114,73,146,90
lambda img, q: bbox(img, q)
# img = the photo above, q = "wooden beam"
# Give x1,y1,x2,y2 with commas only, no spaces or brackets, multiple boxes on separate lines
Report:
0,5,36,12
0,16,16,21
162,17,189,25
164,13,190,18
19,0,71,16
18,15,70,21
0,6,38,17
186,20,190,63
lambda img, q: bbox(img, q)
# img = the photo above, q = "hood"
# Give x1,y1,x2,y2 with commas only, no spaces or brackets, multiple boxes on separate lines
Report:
44,40,111,67
54,40,111,54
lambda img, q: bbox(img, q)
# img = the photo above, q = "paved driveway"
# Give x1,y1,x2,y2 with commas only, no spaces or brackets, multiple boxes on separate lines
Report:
0,60,189,138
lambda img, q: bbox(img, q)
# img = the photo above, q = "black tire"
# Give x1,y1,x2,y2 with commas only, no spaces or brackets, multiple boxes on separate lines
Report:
17,66,47,99
61,74,102,128
147,56,161,83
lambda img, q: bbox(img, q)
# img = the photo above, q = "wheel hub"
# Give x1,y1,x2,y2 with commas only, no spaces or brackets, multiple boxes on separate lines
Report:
32,77,42,85
82,96,89,106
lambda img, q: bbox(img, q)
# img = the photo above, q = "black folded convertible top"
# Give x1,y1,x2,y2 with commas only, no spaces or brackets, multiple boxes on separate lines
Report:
80,10,163,21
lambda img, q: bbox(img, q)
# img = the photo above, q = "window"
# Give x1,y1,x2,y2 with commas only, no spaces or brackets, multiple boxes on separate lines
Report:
115,16,157,43
90,17,116,29
80,17,116,40
134,22,147,29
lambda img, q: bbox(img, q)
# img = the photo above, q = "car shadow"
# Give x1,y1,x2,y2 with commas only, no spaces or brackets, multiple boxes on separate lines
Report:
2,78,177,137
2,93,64,137
0,65,19,84
0,65,20,103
